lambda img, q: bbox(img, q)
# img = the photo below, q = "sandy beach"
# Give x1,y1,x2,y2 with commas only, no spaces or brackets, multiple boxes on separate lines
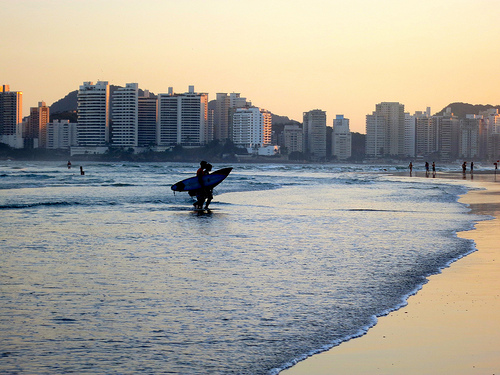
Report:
283,173,500,375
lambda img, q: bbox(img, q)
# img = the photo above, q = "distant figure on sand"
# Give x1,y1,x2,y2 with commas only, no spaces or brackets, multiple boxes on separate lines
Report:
462,161,467,174
470,161,474,174
67,161,71,169
408,162,413,176
432,162,436,177
80,166,85,175
495,160,499,175
425,161,429,177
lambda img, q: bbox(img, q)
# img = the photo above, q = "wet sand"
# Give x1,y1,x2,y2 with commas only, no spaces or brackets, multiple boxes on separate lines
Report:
283,172,500,375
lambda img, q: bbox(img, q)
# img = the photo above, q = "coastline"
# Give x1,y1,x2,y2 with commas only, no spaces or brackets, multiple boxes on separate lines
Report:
282,173,500,374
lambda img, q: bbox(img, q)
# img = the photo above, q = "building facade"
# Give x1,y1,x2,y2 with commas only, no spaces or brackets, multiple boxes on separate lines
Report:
112,83,139,147
157,86,208,147
77,81,110,147
332,114,351,160
232,107,272,150
138,90,157,147
0,85,23,148
26,101,50,148
283,124,303,154
46,120,77,149
303,109,326,160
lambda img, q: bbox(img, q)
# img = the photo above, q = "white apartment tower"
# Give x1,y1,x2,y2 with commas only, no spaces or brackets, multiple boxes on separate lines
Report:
112,83,139,147
404,112,416,157
46,119,77,149
332,115,351,160
365,112,386,158
157,86,208,146
232,107,272,148
303,109,327,160
77,81,110,146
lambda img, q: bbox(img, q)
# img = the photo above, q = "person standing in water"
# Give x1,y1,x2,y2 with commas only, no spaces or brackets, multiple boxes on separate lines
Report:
432,162,436,177
408,162,413,176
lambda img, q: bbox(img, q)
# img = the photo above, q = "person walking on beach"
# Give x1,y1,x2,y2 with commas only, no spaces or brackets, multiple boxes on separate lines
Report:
470,161,474,174
425,161,430,177
462,161,467,175
432,162,436,177
495,160,498,175
408,162,413,176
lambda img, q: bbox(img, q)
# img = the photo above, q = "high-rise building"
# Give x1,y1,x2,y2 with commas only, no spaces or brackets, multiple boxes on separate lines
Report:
435,108,460,161
365,112,386,157
366,102,406,158
459,115,482,159
332,115,351,160
404,112,416,157
213,92,251,142
112,83,138,147
232,107,272,149
214,93,231,141
157,86,208,147
415,108,436,157
46,119,77,149
138,90,157,147
26,101,50,148
77,81,110,147
303,109,327,160
283,124,303,154
0,84,23,148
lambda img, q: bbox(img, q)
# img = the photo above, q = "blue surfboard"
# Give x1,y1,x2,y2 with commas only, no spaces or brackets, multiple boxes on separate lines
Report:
171,167,232,192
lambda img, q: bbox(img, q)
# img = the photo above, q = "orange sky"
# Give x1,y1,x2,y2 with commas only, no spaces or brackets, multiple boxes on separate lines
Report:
2,0,500,133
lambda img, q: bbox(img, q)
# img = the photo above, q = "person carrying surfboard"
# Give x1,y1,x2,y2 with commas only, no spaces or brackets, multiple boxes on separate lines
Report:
193,161,213,209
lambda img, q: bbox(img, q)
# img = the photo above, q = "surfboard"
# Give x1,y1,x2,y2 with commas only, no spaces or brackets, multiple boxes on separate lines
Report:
171,167,233,192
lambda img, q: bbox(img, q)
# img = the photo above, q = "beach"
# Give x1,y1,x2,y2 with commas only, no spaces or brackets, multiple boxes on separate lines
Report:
282,172,500,375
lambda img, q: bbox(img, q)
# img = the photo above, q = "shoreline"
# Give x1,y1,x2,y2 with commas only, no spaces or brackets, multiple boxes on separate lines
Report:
282,173,500,374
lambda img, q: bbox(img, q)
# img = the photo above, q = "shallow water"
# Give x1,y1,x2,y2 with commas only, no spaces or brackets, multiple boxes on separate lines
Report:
0,161,483,374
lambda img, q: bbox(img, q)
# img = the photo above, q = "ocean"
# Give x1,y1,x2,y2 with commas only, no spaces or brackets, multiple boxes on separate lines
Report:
0,161,485,374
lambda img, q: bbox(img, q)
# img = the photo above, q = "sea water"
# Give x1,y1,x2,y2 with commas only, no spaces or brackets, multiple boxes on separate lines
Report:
0,161,484,374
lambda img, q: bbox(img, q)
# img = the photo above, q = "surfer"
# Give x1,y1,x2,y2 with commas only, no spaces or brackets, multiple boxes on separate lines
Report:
67,161,71,169
193,161,212,209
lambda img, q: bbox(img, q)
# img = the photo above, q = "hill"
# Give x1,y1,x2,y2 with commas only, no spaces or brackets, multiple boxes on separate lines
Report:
436,102,500,118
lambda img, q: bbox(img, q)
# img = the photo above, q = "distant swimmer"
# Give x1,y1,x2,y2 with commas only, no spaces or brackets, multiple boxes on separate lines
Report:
80,166,85,175
67,161,71,169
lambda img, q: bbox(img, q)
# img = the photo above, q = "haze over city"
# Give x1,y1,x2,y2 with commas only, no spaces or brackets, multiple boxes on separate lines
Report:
2,0,500,133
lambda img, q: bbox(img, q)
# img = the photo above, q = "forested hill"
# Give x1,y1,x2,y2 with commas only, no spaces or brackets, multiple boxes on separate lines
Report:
436,102,500,118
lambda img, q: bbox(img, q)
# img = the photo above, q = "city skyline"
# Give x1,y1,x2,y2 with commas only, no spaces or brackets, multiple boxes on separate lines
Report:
2,0,500,133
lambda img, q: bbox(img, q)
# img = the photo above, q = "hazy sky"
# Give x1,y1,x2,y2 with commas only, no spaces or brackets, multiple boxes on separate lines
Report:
2,0,500,133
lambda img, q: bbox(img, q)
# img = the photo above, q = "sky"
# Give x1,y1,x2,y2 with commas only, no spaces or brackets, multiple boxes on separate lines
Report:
2,0,500,133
